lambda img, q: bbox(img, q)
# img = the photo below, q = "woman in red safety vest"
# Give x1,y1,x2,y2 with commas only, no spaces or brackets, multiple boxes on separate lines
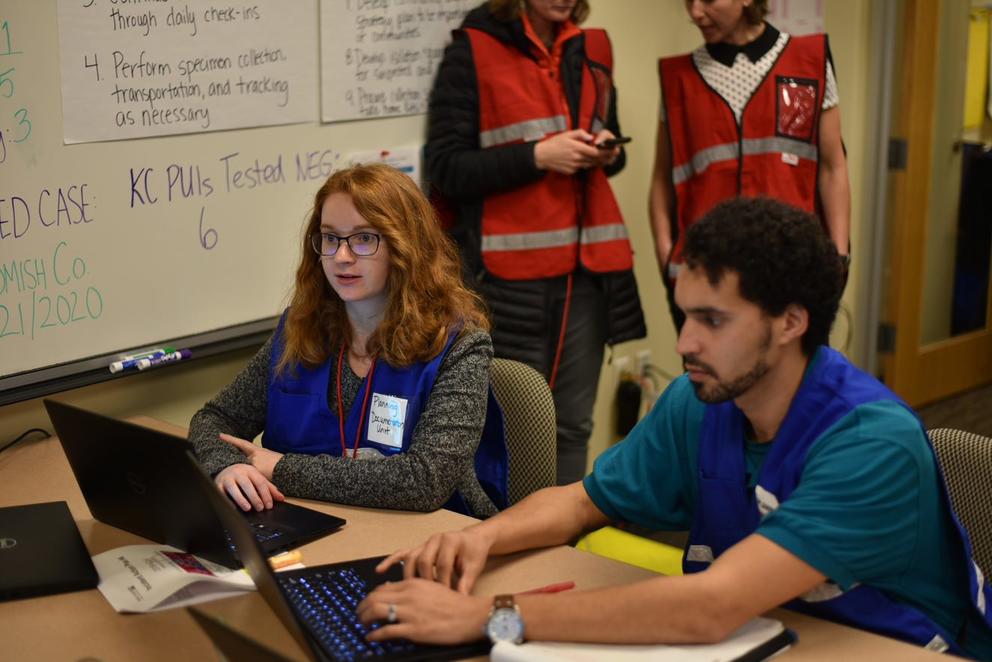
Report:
426,0,646,485
649,0,851,329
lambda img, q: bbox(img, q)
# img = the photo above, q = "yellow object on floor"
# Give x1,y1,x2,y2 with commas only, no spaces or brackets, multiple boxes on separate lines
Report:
576,526,684,576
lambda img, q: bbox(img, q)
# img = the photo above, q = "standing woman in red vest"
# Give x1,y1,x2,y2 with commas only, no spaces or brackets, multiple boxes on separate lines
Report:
426,0,646,485
649,0,851,329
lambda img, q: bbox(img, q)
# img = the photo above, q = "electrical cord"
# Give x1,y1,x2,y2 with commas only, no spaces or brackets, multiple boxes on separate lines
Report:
0,427,52,455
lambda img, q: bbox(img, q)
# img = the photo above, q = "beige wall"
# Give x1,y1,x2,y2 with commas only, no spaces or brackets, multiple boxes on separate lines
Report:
0,1,878,479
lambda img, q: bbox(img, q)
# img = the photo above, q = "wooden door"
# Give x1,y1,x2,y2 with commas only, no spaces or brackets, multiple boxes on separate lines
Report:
882,0,992,406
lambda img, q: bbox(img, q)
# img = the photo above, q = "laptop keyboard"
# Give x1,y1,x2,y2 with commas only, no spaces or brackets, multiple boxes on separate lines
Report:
281,567,417,661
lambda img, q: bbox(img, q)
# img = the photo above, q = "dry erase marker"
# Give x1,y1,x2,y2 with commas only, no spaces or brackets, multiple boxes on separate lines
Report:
108,347,176,373
136,349,192,370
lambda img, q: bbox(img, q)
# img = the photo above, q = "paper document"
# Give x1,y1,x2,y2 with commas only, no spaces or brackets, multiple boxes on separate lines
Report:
491,617,793,662
93,545,255,613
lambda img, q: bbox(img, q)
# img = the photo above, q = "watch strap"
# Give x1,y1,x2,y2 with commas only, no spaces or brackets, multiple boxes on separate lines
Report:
493,594,516,611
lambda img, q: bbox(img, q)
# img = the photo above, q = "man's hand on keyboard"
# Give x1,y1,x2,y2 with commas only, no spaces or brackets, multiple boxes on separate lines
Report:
375,525,495,594
357,578,489,645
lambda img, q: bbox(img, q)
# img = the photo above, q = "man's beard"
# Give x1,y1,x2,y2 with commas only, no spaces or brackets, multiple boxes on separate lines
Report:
683,324,772,403
688,357,771,403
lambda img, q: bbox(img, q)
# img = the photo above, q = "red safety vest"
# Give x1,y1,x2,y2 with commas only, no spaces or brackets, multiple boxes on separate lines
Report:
465,25,633,280
660,34,827,267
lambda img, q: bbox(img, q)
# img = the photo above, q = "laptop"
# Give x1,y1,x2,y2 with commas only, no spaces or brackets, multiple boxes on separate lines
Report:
185,451,491,662
44,399,346,568
0,501,99,601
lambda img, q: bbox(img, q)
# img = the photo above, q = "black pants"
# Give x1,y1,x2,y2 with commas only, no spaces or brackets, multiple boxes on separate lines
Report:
481,271,608,485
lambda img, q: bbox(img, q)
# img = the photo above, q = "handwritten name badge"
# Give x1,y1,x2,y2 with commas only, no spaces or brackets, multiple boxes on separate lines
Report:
367,393,408,448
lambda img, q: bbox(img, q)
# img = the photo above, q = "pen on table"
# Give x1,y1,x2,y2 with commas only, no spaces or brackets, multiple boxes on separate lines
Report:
269,550,303,570
108,347,176,373
136,348,192,371
518,581,576,595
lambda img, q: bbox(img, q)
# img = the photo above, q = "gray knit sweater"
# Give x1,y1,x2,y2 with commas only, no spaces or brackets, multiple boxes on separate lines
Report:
188,329,498,518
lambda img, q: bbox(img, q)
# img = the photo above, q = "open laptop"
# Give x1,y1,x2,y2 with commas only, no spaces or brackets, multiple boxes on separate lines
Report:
44,399,346,568
185,451,491,662
0,501,99,601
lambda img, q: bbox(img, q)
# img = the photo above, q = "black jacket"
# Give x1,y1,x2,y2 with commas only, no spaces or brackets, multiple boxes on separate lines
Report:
426,4,645,362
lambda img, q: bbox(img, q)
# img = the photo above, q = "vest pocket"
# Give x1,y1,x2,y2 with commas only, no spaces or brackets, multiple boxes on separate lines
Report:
775,75,819,142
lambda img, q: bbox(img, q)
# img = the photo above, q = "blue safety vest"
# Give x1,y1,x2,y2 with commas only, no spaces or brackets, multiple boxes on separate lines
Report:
684,346,991,655
263,316,508,515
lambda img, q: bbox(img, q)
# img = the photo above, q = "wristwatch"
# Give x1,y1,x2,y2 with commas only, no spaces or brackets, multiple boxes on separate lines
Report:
485,594,525,645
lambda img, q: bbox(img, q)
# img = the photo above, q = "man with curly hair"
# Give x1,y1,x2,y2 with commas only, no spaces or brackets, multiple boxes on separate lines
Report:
358,197,992,659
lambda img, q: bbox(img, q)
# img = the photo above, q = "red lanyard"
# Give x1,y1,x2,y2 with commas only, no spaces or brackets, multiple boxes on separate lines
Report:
335,344,377,459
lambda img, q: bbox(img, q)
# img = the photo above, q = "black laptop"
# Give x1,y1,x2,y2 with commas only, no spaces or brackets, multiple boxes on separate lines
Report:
185,451,491,662
44,399,346,568
0,501,99,601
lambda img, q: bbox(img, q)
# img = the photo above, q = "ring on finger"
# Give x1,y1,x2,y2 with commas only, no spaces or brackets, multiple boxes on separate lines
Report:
387,603,398,624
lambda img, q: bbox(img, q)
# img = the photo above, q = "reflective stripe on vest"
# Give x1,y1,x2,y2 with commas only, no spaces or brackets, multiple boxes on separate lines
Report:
481,223,628,253
672,137,819,185
977,562,987,615
686,545,714,563
479,115,568,148
926,635,951,654
801,581,850,603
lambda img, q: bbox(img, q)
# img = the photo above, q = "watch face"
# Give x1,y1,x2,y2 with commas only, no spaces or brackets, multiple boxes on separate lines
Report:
487,608,524,643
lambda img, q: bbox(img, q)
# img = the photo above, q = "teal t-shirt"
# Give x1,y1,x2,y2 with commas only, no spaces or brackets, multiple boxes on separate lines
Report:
584,371,992,660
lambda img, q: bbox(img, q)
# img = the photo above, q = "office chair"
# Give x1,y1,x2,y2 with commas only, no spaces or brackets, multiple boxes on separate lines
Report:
928,428,992,578
490,358,557,505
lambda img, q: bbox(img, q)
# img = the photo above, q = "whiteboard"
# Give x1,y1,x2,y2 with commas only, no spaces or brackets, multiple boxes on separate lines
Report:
57,0,318,143
0,0,436,402
320,0,475,122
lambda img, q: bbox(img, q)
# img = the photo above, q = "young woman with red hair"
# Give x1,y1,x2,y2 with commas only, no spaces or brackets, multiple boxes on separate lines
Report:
190,164,508,518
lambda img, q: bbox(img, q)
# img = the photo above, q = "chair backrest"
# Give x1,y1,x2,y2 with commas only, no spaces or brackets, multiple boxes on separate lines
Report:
928,428,992,578
490,358,557,505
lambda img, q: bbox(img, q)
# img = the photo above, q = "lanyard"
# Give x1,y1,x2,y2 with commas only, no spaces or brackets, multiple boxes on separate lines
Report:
335,343,377,459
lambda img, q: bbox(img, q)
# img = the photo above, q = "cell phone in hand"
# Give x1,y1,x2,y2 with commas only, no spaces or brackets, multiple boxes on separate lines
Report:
596,136,632,149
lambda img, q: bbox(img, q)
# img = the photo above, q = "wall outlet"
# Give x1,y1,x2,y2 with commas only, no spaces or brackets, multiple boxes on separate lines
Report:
613,355,631,377
635,350,652,376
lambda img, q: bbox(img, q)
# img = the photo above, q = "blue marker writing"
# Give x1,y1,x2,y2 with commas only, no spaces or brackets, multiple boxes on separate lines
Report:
136,349,192,371
109,347,177,373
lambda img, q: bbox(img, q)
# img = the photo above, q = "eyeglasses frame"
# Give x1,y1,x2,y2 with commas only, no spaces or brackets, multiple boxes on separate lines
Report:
310,231,382,257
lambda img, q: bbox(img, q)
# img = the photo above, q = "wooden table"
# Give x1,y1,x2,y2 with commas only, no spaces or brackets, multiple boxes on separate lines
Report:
0,419,945,661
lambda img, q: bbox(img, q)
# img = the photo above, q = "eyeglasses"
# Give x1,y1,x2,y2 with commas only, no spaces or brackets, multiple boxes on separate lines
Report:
310,231,381,257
